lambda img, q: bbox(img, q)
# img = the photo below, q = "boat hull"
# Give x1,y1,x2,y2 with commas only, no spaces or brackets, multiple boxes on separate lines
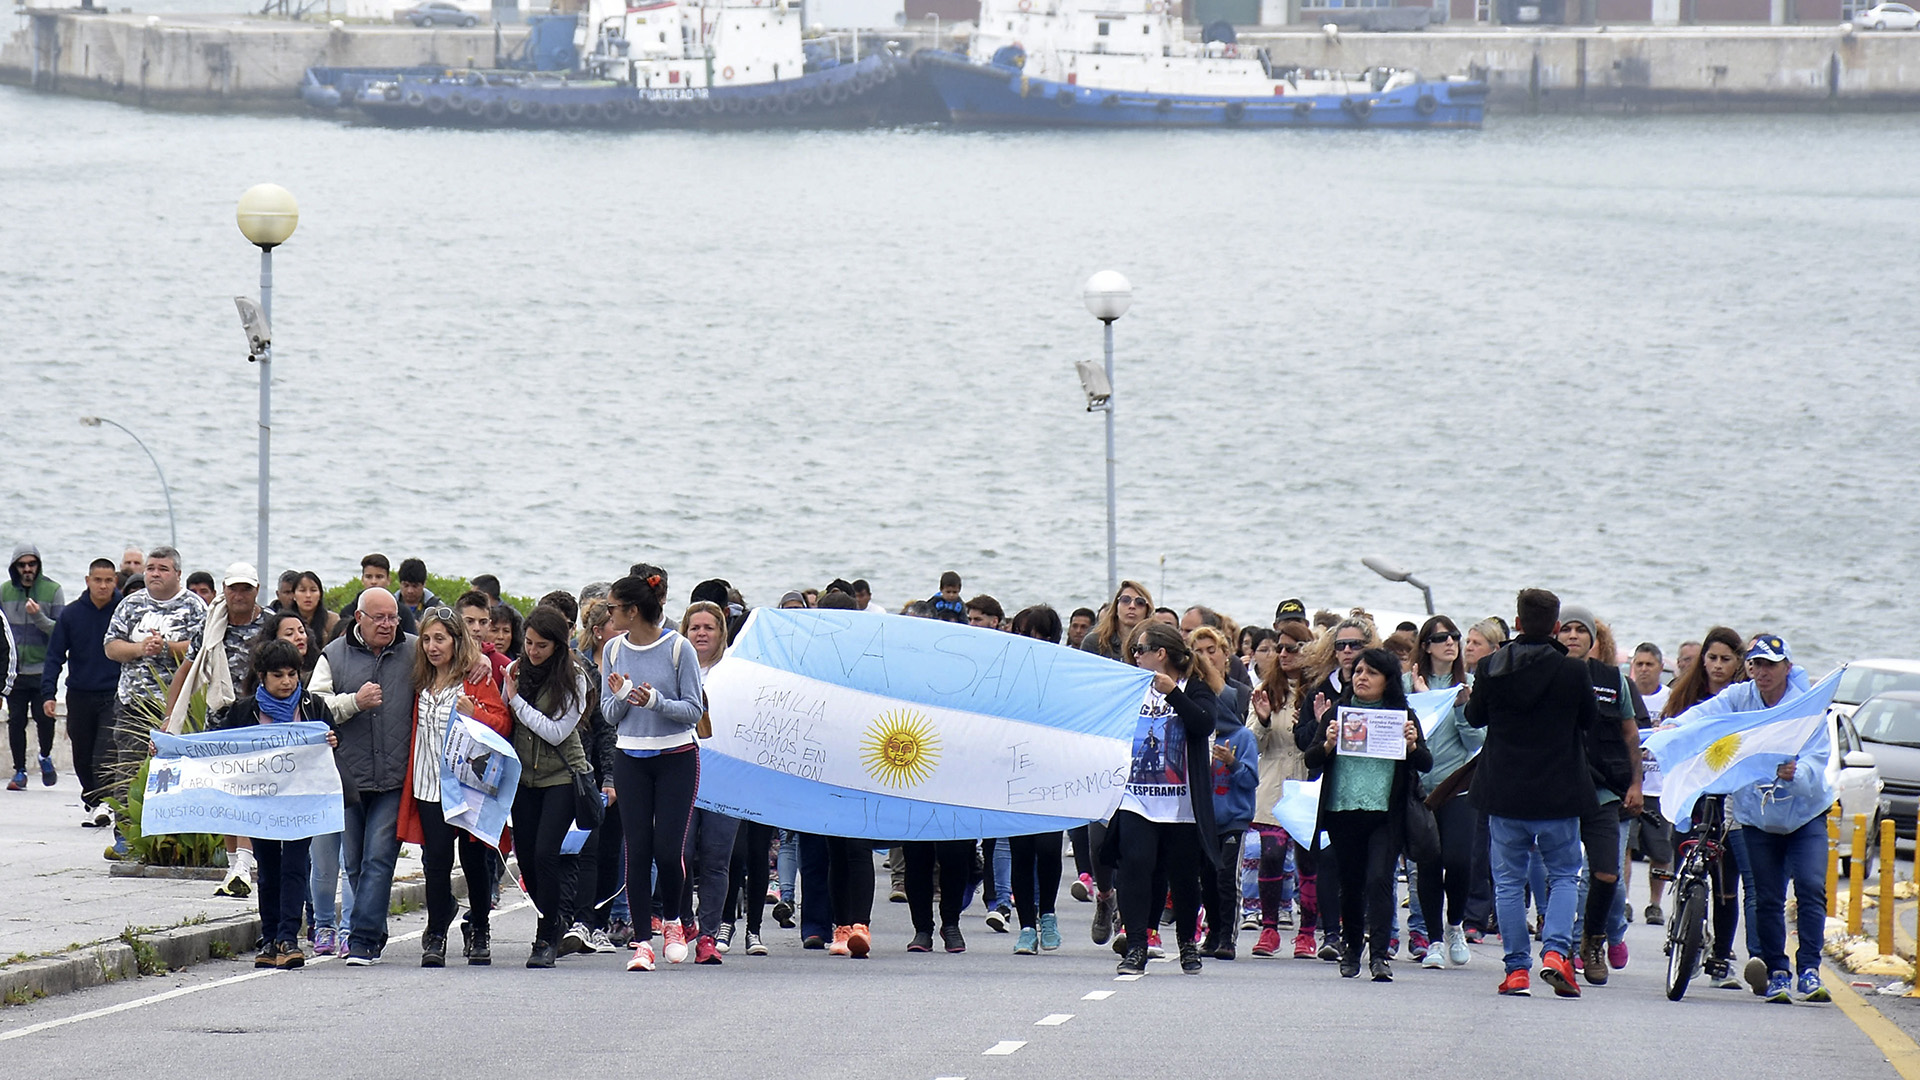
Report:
307,52,922,128
913,50,1486,129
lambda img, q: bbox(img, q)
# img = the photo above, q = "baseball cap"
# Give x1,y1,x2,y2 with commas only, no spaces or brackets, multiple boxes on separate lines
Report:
1274,598,1307,622
1745,634,1791,664
223,562,260,588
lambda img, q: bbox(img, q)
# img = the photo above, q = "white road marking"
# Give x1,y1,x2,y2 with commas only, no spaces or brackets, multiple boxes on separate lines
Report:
1035,1014,1073,1026
0,900,533,1043
982,1041,1026,1056
1113,973,1144,982
1082,990,1115,1000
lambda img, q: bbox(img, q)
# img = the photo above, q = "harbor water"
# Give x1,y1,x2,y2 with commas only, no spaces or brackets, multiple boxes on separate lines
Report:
2,85,1916,670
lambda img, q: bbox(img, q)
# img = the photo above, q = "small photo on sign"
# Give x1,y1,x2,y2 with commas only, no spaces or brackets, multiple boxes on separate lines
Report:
1337,706,1407,761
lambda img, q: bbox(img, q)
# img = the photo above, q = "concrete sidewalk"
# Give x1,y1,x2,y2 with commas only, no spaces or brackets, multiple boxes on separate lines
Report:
0,749,430,1002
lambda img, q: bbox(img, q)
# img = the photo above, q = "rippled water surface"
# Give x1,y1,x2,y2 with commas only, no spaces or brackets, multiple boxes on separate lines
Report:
4,88,1917,669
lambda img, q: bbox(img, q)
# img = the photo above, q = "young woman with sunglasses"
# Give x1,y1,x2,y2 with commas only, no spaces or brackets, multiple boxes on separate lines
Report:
1110,621,1227,976
1406,615,1481,970
504,605,591,969
397,607,513,968
1303,647,1432,982
601,574,705,970
1078,579,1155,946
1248,619,1315,957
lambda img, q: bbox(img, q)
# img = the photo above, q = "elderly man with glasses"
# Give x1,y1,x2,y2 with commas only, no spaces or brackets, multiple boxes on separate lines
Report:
311,587,417,966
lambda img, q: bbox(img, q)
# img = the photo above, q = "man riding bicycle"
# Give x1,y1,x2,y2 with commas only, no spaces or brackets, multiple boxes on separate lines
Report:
1670,634,1827,1004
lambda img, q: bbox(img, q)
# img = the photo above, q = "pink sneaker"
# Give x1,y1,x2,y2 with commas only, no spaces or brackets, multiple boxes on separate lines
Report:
663,921,689,964
1072,872,1094,902
695,935,722,965
626,941,656,971
312,928,335,956
1252,927,1281,957
1608,941,1629,970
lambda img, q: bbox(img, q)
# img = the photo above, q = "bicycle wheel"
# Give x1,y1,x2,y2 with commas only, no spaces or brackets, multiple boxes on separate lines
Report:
1665,877,1707,1001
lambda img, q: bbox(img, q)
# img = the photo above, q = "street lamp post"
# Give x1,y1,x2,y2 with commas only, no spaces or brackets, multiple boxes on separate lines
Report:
235,183,299,584
79,416,177,550
1362,555,1435,616
1081,270,1132,601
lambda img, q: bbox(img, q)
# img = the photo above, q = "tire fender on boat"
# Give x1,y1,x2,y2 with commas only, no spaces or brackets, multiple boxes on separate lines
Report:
405,89,426,107
384,85,401,102
722,65,735,80
1293,100,1311,117
465,97,486,117
447,91,465,109
485,98,508,121
1343,97,1373,121
506,95,525,115
1223,101,1245,122
1054,87,1073,107
1415,92,1438,116
424,94,447,114
563,101,587,122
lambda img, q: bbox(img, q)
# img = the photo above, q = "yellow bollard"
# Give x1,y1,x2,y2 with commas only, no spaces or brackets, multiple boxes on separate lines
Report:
1880,817,1897,957
1848,812,1868,937
1827,806,1841,919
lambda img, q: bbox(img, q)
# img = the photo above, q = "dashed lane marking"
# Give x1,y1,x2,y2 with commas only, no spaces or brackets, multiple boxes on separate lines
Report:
982,1041,1026,1056
1082,990,1115,1000
1113,973,1143,981
1035,1014,1073,1026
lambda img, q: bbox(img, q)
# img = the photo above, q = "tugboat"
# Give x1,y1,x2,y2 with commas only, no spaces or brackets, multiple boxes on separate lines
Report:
914,0,1486,128
305,2,910,128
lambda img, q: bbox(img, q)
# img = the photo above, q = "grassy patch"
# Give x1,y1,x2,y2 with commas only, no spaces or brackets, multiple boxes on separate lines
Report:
208,940,233,960
324,573,537,616
3,986,46,1007
118,927,168,977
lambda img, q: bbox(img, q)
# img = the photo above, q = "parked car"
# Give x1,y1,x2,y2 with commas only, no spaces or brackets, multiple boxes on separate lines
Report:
1831,658,1920,719
1854,690,1920,839
403,1,478,26
1858,2,1920,28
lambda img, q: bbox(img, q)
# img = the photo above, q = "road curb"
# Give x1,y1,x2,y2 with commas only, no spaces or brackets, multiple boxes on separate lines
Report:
0,870,460,1006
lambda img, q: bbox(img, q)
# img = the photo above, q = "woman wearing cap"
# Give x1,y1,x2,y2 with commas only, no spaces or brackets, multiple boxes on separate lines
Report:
1303,647,1431,982
1407,615,1481,970
1669,634,1824,1002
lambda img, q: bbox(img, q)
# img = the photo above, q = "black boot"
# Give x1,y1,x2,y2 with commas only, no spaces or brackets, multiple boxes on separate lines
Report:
526,940,556,969
1338,946,1361,979
420,932,447,968
1179,940,1203,975
468,926,491,966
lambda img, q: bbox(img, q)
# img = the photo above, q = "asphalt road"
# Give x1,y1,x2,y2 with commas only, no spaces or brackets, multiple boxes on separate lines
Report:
0,863,1903,1080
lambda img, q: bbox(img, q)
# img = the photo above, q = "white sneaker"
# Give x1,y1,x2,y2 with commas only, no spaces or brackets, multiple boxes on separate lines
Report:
1422,944,1445,969
1446,924,1470,967
81,806,103,828
561,922,590,955
586,928,613,953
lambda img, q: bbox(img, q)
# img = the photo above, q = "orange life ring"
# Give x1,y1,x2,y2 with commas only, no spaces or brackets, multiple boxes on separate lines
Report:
722,65,735,79
1018,0,1032,10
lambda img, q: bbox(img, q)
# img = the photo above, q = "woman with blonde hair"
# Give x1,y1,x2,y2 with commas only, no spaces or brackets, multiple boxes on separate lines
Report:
678,600,740,964
397,607,512,968
1078,578,1155,946
1293,615,1379,962
1249,619,1316,957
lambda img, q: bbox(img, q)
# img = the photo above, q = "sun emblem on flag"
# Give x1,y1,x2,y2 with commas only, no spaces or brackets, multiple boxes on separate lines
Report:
1704,733,1743,773
861,709,941,789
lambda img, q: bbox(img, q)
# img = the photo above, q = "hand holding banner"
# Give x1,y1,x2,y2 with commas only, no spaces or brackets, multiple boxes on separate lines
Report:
440,711,521,847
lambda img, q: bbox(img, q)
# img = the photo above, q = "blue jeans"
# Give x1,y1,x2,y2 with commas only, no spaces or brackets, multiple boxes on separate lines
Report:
255,837,312,945
1490,815,1583,973
308,831,356,938
1729,828,1762,958
777,830,799,904
342,788,402,959
1743,818,1827,974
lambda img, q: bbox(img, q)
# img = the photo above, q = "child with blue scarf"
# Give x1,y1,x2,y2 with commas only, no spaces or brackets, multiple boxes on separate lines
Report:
212,639,338,970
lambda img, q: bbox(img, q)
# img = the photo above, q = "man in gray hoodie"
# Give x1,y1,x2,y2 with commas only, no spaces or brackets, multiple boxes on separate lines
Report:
5,544,67,790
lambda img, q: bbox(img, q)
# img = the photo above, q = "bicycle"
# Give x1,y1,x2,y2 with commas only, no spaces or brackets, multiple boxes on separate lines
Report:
1663,792,1730,1001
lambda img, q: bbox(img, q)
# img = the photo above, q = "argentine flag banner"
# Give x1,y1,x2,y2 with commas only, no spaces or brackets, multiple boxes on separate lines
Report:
1646,671,1841,834
1409,686,1463,739
698,608,1153,840
143,721,344,841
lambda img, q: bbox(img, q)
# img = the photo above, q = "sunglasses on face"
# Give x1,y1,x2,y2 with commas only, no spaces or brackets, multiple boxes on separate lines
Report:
1117,596,1150,609
1276,643,1305,655
1333,640,1365,652
1425,632,1461,644
1131,643,1160,657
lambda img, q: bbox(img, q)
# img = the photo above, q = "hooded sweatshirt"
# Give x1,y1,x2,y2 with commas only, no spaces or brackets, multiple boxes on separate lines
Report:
1464,635,1601,821
3,543,66,678
1209,710,1260,835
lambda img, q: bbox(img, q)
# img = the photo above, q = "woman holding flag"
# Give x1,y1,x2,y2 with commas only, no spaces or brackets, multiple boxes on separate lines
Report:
398,607,513,969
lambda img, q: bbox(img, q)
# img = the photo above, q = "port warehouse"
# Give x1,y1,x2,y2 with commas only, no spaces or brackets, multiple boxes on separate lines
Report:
6,2,1920,108
906,0,1873,25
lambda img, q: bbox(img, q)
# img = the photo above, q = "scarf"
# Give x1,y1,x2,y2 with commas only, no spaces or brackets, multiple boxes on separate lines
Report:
255,683,301,725
164,598,235,734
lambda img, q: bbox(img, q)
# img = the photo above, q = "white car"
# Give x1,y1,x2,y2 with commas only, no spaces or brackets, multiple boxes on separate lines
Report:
1827,706,1886,876
1857,3,1920,28
1830,658,1920,720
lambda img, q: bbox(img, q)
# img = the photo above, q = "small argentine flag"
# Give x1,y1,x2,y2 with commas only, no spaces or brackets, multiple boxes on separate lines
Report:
1646,670,1841,834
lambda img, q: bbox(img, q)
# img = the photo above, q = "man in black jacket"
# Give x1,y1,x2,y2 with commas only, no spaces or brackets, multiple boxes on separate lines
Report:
1466,588,1600,999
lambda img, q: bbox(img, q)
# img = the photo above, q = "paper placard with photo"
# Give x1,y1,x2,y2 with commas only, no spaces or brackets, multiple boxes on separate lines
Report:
1337,706,1407,760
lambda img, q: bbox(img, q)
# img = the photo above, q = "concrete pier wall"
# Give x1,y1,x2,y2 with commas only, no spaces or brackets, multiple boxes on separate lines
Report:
0,11,526,109
5,9,1920,111
1240,27,1920,109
